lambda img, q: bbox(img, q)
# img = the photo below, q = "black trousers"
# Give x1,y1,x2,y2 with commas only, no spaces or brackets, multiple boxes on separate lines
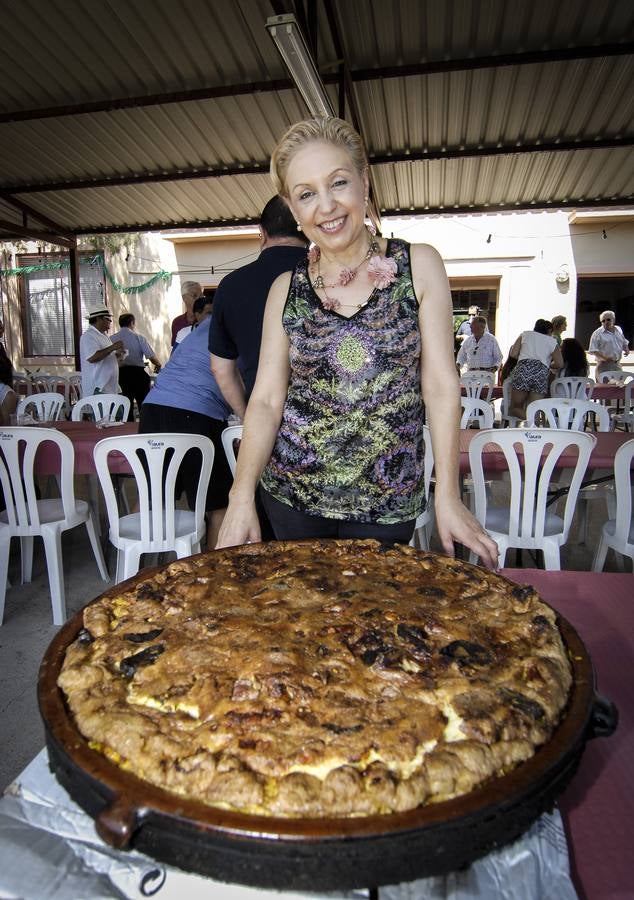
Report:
259,488,415,544
118,366,151,421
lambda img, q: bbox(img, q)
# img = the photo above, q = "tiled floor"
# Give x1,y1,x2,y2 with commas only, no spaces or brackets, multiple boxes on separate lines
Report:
0,493,628,793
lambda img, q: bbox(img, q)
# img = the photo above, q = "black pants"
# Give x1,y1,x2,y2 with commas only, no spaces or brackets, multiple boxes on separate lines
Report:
260,488,415,544
118,366,151,421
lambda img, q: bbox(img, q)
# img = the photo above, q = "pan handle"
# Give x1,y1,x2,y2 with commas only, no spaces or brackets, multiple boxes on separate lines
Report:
587,693,618,740
96,794,145,849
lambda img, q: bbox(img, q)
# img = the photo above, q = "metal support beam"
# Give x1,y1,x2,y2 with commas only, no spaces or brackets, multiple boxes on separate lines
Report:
0,218,75,249
68,241,82,371
0,42,630,125
0,193,74,236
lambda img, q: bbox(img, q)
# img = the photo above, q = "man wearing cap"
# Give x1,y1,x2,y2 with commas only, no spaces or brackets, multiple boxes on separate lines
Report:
80,306,124,396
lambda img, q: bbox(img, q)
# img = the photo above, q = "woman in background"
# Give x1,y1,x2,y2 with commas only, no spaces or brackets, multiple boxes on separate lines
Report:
560,337,589,377
508,319,563,419
0,357,17,426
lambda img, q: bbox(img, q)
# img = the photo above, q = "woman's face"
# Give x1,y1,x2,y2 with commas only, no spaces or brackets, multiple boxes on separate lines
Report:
285,141,368,253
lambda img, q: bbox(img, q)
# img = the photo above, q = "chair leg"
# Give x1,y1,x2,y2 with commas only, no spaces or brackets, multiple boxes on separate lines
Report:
592,536,609,572
41,530,66,626
542,541,561,571
0,537,9,624
85,514,109,582
121,546,143,583
20,536,34,583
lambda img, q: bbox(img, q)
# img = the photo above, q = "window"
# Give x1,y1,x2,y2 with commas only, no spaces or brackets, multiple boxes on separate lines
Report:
19,253,105,357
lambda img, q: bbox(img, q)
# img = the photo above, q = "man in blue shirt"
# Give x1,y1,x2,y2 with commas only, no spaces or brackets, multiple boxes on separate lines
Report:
140,315,231,549
209,196,308,419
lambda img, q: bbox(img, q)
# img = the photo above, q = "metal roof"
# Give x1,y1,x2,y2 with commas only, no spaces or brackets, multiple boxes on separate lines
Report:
0,0,632,241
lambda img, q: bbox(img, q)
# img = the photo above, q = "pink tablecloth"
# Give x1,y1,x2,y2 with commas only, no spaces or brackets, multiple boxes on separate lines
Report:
34,421,138,475
459,429,633,474
500,569,633,900
591,383,626,402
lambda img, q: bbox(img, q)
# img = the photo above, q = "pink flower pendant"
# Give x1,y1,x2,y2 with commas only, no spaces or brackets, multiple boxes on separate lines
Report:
367,255,398,290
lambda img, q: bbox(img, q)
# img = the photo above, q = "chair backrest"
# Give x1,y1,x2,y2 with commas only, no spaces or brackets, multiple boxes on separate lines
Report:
468,428,596,545
94,433,214,549
551,376,594,400
460,396,494,429
460,371,494,401
525,398,609,432
68,373,83,404
32,374,67,395
613,438,634,543
12,374,33,397
16,392,66,421
597,370,634,385
0,428,76,532
71,393,130,422
221,424,243,477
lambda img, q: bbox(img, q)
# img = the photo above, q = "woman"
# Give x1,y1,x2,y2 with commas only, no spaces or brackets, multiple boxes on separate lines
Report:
139,312,232,550
560,337,589,377
550,315,567,346
508,319,563,419
0,357,17,425
217,117,497,567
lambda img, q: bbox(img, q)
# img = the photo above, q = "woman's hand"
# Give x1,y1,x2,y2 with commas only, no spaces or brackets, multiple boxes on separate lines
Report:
215,498,262,549
434,494,499,569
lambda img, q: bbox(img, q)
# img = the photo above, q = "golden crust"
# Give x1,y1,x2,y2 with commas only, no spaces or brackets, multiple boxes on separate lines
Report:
58,540,572,817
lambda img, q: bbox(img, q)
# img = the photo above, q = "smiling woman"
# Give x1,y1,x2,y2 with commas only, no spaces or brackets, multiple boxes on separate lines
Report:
216,117,498,568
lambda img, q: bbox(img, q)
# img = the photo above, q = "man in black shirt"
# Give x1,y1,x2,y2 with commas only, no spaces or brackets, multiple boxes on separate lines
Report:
209,196,308,419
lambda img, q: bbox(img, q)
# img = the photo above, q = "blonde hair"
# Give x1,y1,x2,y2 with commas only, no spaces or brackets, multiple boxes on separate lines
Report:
270,117,368,198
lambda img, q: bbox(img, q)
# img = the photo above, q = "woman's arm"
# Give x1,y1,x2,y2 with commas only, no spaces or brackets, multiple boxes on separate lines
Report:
215,273,292,548
551,344,564,371
411,244,498,568
509,336,522,359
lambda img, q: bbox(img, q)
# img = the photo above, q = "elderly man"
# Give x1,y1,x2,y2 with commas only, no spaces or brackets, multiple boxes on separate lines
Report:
171,280,202,348
455,305,482,343
110,313,161,420
456,316,502,372
79,306,124,396
589,310,630,376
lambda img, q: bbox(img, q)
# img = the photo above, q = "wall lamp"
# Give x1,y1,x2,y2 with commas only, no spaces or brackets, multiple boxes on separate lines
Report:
266,14,334,117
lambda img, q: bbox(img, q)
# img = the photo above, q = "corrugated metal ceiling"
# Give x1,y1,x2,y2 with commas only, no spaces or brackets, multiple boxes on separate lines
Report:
0,0,632,240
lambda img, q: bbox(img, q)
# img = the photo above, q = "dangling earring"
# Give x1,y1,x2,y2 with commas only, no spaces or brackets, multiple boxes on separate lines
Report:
296,222,302,231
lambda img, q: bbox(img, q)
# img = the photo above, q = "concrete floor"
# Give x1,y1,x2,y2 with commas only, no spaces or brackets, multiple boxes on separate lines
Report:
0,494,627,793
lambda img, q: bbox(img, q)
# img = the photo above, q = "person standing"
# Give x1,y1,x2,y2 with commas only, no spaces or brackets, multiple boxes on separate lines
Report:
456,316,502,372
139,315,232,550
79,306,124,397
216,115,497,568
550,315,567,345
174,295,214,347
507,319,563,419
455,305,482,343
110,313,161,420
209,196,308,419
589,310,629,376
171,281,202,348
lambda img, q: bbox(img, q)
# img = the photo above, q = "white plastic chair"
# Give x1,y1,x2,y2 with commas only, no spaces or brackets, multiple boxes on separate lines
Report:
460,371,494,402
592,438,634,571
468,428,596,570
525,398,609,432
16,392,66,422
460,397,495,430
221,424,243,477
94,433,214,583
550,377,594,400
610,382,634,432
68,373,83,405
410,425,435,550
72,393,130,423
12,374,33,398
596,371,634,386
0,428,109,625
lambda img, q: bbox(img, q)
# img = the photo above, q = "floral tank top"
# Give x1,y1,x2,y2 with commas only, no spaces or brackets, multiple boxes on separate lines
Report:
261,238,425,524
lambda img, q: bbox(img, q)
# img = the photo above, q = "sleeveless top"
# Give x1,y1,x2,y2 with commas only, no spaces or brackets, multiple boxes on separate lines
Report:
260,238,425,524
